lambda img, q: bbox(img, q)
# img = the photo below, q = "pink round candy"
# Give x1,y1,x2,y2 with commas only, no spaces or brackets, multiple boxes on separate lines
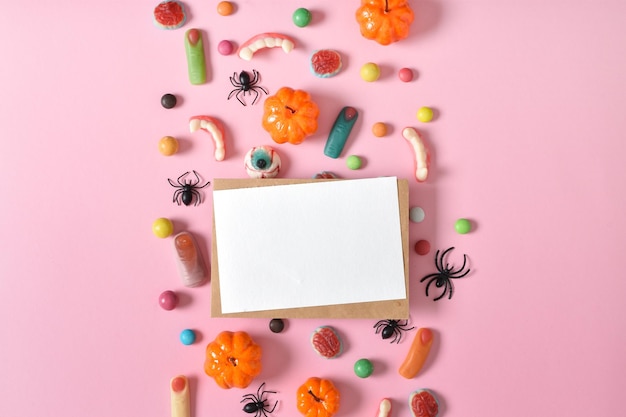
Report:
159,290,178,310
217,40,234,55
398,67,413,82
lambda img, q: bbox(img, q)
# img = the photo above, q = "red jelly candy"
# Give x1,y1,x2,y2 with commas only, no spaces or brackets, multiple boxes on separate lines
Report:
310,326,343,358
310,50,342,78
409,389,439,417
153,0,187,29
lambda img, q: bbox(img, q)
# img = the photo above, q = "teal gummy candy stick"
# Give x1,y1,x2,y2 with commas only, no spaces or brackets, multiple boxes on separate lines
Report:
324,106,358,159
185,28,206,85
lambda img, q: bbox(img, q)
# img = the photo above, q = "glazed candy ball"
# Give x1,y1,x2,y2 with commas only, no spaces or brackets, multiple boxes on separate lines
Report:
346,155,362,170
158,136,179,156
455,218,472,234
292,7,312,27
372,122,387,137
216,1,234,16
417,106,434,123
269,318,285,333
217,39,234,55
398,67,413,82
360,62,380,82
354,358,374,378
159,290,178,310
152,217,174,238
161,93,177,109
414,239,431,255
180,329,196,345
409,206,425,223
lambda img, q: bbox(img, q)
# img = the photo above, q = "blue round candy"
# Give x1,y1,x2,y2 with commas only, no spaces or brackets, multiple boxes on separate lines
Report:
180,329,196,345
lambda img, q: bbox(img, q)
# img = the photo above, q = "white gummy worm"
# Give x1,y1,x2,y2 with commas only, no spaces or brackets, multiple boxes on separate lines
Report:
402,127,429,182
189,116,225,161
377,398,392,417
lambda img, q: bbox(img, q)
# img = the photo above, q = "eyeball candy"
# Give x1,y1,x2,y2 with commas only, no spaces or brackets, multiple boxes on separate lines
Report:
354,358,374,378
158,136,179,156
398,67,414,82
311,326,343,359
216,1,234,16
346,155,362,170
180,329,196,345
455,218,472,234
360,62,380,82
417,106,434,122
159,290,179,310
217,40,234,55
372,122,387,137
244,146,282,178
152,217,174,238
292,8,312,27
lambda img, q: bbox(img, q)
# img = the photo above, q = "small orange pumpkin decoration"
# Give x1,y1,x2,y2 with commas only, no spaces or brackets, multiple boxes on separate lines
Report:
356,0,415,45
262,86,320,145
204,331,262,389
296,377,340,417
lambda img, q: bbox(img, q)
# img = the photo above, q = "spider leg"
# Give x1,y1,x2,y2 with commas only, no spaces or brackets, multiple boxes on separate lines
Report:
167,178,178,187
173,189,183,205
230,73,241,87
433,249,444,272
391,329,401,344
228,87,242,101
250,69,261,84
448,254,470,277
447,279,455,299
433,280,449,301
191,190,202,206
251,87,261,105
266,400,278,413
438,247,455,270
236,89,247,106
176,171,190,186
420,273,439,283
423,277,437,297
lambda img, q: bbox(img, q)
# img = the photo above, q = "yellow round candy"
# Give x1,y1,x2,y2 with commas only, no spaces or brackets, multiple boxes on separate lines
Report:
152,218,174,238
217,1,234,16
360,62,380,82
158,136,179,156
372,122,387,137
417,107,434,123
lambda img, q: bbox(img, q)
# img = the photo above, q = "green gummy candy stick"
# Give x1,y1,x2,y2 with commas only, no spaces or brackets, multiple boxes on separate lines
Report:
185,29,207,85
324,106,359,159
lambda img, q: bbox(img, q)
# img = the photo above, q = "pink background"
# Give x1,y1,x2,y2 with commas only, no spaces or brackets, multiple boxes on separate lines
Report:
1,1,625,416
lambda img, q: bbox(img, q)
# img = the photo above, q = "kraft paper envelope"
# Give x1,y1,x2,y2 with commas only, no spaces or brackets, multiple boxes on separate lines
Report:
211,177,409,319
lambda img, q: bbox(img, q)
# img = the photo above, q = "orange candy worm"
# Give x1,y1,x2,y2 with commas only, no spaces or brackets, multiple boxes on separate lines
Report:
398,328,434,379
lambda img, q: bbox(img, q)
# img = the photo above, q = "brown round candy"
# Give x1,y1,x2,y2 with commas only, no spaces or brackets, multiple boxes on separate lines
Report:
269,318,285,333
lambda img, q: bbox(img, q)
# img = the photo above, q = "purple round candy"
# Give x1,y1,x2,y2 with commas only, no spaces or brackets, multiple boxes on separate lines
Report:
159,290,178,310
217,40,234,55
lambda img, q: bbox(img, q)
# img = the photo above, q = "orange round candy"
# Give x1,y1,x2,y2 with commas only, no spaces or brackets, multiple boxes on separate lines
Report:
217,1,234,16
372,122,387,137
158,136,179,156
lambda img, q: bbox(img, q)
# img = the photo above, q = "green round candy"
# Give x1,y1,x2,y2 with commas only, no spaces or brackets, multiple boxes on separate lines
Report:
354,358,374,378
455,218,472,234
292,8,312,27
346,155,362,170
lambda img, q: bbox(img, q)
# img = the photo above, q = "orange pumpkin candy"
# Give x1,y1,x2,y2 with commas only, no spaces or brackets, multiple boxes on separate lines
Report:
296,377,340,417
262,87,319,145
204,331,262,389
356,0,415,45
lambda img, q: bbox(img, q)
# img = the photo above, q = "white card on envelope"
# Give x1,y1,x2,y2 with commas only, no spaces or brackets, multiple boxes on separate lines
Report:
212,177,406,314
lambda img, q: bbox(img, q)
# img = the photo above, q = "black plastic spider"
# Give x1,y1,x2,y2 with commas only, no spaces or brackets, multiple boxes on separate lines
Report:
241,382,277,417
228,69,268,106
167,170,210,206
420,247,470,301
374,319,415,343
